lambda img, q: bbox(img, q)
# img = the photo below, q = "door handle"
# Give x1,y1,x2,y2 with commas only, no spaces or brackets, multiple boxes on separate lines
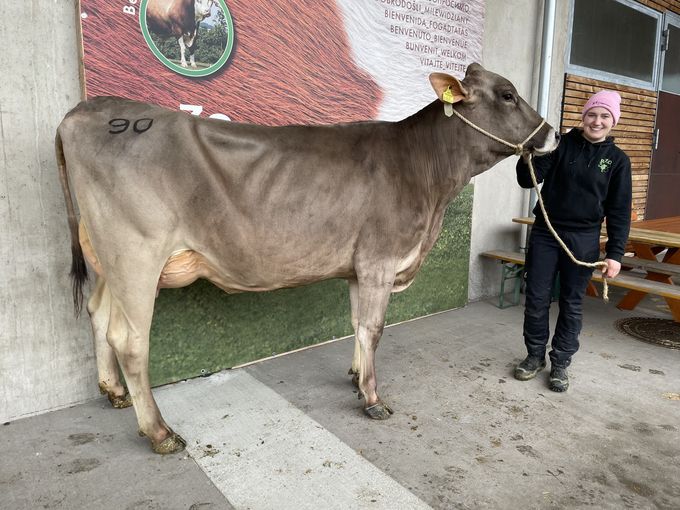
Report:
654,128,660,150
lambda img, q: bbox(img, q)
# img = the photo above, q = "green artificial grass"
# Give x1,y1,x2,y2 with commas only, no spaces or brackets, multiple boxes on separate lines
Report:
149,185,473,385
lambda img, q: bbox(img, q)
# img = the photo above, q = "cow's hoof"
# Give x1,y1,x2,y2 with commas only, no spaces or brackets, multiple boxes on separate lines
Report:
99,384,133,409
108,391,133,409
151,432,187,455
364,402,394,420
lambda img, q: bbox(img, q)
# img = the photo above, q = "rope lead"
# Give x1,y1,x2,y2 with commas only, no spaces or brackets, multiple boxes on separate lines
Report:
526,156,609,303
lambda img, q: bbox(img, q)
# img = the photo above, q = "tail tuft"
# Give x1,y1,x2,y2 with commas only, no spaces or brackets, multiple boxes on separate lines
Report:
57,127,89,318
70,243,89,317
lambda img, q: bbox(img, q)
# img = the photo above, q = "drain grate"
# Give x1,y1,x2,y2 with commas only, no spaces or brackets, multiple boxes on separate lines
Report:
614,317,680,350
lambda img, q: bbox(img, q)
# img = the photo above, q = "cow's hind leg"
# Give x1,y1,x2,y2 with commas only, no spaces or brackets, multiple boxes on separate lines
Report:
87,276,131,409
105,269,185,454
355,275,394,420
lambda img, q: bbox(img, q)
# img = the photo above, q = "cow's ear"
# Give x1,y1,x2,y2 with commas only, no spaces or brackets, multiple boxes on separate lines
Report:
429,73,468,104
465,63,485,76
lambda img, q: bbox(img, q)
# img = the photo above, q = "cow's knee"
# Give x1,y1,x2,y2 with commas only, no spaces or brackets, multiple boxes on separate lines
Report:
105,312,139,372
110,336,145,379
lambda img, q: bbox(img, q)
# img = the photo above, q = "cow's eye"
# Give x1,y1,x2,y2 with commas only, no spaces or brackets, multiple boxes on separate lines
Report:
502,92,514,102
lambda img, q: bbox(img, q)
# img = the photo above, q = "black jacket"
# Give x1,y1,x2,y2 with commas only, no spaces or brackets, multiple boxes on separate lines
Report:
516,128,632,262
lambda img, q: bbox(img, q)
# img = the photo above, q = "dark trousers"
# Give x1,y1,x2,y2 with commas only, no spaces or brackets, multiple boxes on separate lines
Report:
523,226,601,367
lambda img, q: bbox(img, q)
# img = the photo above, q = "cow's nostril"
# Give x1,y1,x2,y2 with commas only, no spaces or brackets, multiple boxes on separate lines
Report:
554,132,561,141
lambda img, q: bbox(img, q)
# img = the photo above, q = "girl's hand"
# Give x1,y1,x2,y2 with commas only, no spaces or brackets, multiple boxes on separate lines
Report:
603,259,621,278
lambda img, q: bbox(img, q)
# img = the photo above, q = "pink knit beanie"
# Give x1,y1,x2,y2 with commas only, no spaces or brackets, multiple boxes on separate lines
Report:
582,90,622,126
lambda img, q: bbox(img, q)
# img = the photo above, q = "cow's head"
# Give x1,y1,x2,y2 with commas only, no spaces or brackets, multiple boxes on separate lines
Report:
429,63,559,157
195,0,217,20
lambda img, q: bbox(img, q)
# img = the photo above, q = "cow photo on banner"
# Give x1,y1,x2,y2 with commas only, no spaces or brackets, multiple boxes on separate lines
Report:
77,0,486,385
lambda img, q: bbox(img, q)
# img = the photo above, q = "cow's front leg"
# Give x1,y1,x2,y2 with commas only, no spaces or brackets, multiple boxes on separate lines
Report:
87,276,131,409
355,275,394,420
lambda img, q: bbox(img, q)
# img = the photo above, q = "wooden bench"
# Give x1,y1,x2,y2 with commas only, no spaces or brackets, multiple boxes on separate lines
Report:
481,250,680,309
619,256,680,277
480,250,526,308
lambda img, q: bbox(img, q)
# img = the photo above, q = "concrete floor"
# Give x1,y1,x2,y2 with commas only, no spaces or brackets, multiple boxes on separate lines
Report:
2,287,679,509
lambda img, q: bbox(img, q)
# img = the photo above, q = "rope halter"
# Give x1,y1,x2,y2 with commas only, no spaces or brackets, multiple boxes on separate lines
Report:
443,102,546,155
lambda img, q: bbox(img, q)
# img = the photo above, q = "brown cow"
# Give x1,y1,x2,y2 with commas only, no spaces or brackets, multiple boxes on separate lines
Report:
146,0,216,68
55,64,558,454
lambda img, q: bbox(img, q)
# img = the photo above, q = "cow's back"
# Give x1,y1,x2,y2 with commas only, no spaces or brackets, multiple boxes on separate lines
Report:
57,97,425,289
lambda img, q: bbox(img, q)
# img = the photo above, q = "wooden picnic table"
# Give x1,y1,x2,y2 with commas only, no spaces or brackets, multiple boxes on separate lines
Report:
617,216,680,320
511,216,680,321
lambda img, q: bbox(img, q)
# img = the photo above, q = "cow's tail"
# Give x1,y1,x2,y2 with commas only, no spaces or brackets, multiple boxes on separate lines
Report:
55,129,88,317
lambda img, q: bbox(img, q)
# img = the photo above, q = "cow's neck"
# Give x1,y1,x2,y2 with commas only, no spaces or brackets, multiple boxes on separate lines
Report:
398,101,511,204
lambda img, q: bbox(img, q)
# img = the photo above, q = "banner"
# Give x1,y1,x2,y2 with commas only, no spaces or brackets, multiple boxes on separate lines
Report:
79,0,484,124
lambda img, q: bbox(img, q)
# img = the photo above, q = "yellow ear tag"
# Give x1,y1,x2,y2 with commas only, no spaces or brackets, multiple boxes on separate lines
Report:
442,86,454,117
442,86,455,104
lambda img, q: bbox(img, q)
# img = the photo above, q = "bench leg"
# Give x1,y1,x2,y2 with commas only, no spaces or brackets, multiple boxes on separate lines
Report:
616,273,673,310
514,267,522,305
586,281,599,297
498,263,524,309
661,249,680,321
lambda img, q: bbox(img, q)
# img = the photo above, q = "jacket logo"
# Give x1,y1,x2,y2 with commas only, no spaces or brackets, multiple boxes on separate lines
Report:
598,158,612,173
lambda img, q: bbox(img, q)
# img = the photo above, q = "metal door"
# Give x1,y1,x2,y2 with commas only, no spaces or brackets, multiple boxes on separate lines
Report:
647,13,680,219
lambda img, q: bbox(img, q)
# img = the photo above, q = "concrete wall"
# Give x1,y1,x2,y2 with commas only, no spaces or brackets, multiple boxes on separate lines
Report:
468,0,570,301
0,1,95,423
1,0,571,421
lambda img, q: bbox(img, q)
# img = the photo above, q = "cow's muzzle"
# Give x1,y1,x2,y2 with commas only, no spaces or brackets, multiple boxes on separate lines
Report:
532,128,560,156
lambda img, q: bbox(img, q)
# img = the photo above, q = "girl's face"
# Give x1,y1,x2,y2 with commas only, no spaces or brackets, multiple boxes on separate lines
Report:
582,107,614,143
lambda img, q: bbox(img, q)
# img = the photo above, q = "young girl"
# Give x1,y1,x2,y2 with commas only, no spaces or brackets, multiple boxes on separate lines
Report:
514,90,632,392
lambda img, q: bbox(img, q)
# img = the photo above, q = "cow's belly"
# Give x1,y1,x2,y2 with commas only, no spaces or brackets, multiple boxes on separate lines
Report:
79,221,352,293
